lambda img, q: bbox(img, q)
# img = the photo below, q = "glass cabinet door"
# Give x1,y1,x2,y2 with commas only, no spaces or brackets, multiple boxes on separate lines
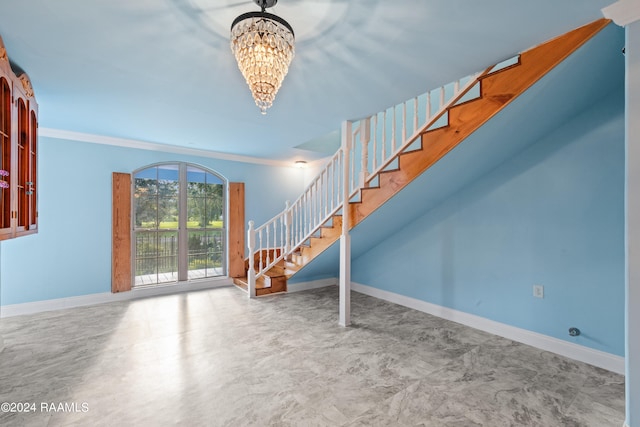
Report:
16,98,27,232
0,77,10,236
27,109,36,229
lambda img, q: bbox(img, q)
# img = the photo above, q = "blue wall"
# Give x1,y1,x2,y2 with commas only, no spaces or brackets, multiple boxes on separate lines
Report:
352,89,625,356
0,138,304,305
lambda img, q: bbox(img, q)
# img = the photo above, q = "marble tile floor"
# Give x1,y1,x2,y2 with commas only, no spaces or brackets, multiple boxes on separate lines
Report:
0,286,625,426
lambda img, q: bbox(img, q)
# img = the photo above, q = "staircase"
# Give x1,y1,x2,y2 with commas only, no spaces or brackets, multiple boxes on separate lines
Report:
233,18,610,297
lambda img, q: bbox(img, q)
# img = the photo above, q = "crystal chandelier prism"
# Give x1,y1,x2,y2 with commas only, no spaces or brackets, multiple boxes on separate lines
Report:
230,0,295,115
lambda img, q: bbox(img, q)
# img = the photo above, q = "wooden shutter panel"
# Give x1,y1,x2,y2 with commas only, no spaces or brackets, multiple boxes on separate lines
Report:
112,172,132,292
228,182,245,278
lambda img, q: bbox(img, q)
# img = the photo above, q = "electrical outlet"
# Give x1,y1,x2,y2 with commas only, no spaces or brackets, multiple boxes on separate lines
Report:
533,284,544,298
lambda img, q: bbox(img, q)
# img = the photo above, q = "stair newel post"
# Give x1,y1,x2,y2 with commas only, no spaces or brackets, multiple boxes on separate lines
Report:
284,200,292,260
247,220,257,298
339,120,352,327
360,118,371,189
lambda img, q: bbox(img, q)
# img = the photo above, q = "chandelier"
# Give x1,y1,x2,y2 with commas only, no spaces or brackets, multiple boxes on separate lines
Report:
230,0,295,115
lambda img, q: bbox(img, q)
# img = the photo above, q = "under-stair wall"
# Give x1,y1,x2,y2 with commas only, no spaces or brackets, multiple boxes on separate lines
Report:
351,86,625,358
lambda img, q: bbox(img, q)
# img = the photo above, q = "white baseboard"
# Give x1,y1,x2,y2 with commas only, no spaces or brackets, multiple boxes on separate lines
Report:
0,278,233,318
351,282,625,374
288,278,337,293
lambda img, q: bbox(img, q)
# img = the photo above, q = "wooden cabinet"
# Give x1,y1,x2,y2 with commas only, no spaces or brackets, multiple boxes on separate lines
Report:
0,35,38,241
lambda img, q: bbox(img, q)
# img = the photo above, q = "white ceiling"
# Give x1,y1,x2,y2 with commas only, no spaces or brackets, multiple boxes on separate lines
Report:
0,0,614,161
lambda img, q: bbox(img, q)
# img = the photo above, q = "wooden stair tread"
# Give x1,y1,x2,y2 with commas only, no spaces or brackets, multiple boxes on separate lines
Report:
232,275,287,296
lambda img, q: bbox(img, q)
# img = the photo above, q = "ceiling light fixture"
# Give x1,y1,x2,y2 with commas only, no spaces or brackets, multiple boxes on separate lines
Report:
230,0,295,115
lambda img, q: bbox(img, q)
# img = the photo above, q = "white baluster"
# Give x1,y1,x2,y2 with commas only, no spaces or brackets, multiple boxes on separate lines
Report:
402,102,407,143
279,217,283,257
267,218,280,265
292,203,297,246
293,202,297,245
312,189,315,229
285,201,291,257
313,182,316,229
370,114,378,170
313,175,322,228
351,140,357,195
426,92,431,121
440,86,445,109
314,180,318,228
321,176,324,222
302,190,306,237
312,179,316,228
319,172,323,221
304,190,309,237
247,220,256,298
280,214,284,257
360,118,370,188
392,105,396,152
272,220,277,261
324,170,328,217
327,157,336,215
382,110,387,164
265,226,270,268
339,152,343,205
297,201,302,243
297,200,301,242
308,187,313,231
413,97,418,134
454,79,460,94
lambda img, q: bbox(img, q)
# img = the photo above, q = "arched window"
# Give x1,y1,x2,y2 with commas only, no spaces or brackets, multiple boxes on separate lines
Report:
133,162,226,287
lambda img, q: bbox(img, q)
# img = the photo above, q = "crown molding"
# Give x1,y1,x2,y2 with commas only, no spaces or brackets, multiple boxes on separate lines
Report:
39,128,294,167
602,0,640,26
